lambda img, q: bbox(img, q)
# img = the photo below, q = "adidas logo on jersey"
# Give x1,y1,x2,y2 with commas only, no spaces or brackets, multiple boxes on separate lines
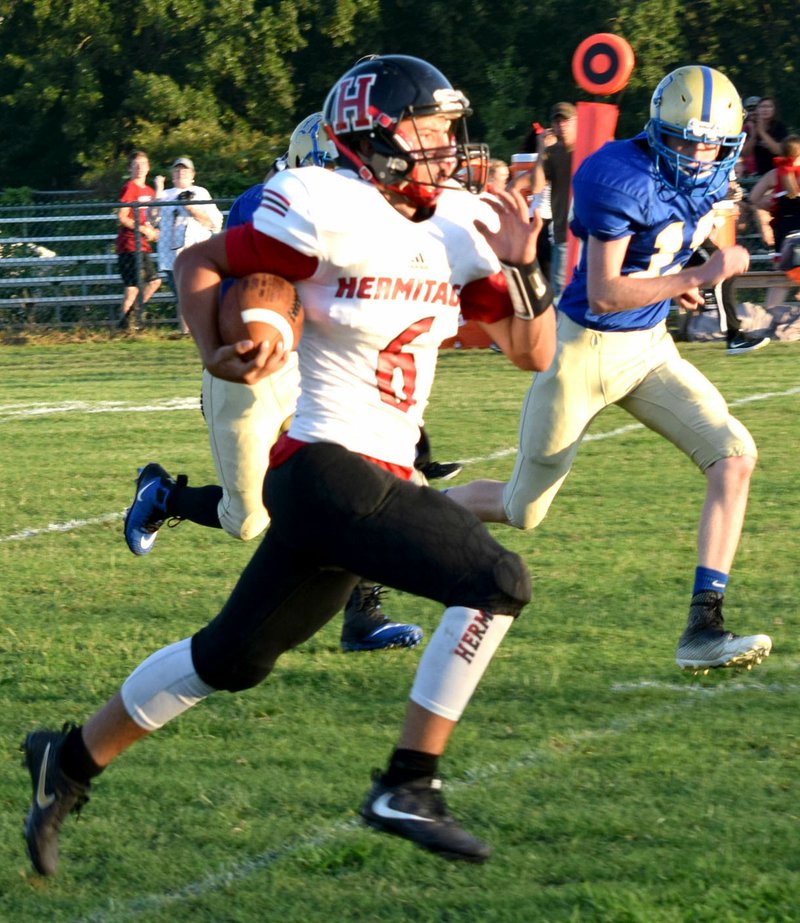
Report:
411,252,429,270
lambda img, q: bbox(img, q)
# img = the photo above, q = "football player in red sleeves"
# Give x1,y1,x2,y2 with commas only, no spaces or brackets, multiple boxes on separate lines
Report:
123,112,426,653
22,55,555,873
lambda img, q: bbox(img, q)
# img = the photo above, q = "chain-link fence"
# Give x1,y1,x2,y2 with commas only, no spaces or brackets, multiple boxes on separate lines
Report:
0,196,233,330
0,186,782,333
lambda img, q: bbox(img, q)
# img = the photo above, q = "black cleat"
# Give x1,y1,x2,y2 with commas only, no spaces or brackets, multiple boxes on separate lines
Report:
360,771,492,863
419,461,463,481
22,725,91,876
726,332,770,355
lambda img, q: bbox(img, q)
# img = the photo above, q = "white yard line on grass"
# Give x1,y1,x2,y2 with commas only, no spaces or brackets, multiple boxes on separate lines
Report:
3,385,798,545
0,511,125,543
0,396,199,421
76,684,776,922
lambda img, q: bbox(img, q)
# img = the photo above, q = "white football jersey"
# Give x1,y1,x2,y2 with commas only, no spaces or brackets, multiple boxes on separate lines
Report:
248,167,504,467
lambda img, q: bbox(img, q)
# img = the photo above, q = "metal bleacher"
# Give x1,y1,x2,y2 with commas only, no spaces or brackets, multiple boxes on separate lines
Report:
0,189,789,333
0,197,230,330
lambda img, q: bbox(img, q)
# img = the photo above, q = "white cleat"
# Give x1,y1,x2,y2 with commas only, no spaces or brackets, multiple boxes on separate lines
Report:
676,590,772,673
677,632,772,673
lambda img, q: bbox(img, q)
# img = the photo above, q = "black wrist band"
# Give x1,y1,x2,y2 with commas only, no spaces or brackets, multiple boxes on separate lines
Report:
500,258,554,319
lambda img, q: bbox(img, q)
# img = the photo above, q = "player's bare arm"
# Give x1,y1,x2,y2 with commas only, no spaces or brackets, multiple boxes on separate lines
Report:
175,235,283,385
482,304,556,371
586,234,750,314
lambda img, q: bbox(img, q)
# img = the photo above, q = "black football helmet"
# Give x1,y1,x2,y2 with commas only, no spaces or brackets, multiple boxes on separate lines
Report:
322,54,488,208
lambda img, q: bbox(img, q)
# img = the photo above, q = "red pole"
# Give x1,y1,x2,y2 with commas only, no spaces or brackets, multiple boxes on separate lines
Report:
564,102,620,285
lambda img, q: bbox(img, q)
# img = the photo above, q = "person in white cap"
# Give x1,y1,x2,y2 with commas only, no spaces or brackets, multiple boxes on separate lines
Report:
155,156,223,333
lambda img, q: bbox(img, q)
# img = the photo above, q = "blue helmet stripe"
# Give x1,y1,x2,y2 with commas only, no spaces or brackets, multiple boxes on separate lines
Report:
699,66,714,122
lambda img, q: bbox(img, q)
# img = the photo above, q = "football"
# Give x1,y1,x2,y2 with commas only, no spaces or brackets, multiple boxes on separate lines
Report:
218,272,304,360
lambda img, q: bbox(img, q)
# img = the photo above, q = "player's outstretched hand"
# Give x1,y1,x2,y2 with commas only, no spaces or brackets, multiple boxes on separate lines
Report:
697,245,750,287
204,340,288,385
475,188,542,266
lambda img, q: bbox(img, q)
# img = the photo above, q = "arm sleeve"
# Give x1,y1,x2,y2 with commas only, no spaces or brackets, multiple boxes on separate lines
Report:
224,224,318,282
460,272,513,323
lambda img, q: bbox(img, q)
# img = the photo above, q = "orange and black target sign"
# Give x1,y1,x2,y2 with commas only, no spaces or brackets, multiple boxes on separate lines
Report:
572,33,634,95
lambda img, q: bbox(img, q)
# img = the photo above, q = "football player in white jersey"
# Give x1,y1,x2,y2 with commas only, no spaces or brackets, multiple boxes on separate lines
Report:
23,55,556,872
123,112,425,652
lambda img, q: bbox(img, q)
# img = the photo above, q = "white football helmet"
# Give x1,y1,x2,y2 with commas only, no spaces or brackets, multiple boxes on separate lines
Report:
287,112,338,168
646,65,745,197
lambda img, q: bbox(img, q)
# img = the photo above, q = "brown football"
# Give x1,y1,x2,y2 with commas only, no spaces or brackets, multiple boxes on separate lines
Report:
218,272,304,360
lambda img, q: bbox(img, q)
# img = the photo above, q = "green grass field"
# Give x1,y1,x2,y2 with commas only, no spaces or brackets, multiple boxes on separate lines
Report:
1,335,799,922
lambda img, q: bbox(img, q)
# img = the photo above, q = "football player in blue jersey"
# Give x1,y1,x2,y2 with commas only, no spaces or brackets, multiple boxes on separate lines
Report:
447,65,773,674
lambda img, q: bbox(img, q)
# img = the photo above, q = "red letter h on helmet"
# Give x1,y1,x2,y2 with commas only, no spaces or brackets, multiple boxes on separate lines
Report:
332,74,377,133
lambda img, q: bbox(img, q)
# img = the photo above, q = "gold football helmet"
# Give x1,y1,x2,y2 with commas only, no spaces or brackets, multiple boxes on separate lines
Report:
646,65,745,196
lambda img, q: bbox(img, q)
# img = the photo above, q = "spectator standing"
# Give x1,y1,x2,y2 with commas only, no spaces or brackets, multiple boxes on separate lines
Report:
156,157,223,333
115,151,161,329
742,96,788,177
531,102,577,299
742,97,788,249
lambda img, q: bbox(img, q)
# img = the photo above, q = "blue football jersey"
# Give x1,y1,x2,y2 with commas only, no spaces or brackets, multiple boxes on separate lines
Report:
558,134,722,331
226,183,263,230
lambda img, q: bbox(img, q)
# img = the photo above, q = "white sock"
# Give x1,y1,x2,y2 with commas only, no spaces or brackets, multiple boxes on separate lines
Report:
410,607,514,721
121,637,215,731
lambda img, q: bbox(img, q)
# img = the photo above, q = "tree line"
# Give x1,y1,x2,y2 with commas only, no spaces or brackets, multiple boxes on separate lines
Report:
1,0,797,199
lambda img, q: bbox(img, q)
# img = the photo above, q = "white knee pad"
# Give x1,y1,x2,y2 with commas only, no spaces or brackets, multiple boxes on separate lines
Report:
410,607,514,721
218,501,270,541
121,637,215,731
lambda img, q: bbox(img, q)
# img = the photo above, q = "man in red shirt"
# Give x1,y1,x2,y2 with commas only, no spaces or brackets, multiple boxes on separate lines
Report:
115,150,162,329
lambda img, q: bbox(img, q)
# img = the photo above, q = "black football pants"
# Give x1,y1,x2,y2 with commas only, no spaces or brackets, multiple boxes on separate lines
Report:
192,442,530,691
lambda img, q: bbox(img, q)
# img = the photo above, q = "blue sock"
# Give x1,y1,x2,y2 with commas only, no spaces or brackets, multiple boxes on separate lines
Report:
693,566,728,596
